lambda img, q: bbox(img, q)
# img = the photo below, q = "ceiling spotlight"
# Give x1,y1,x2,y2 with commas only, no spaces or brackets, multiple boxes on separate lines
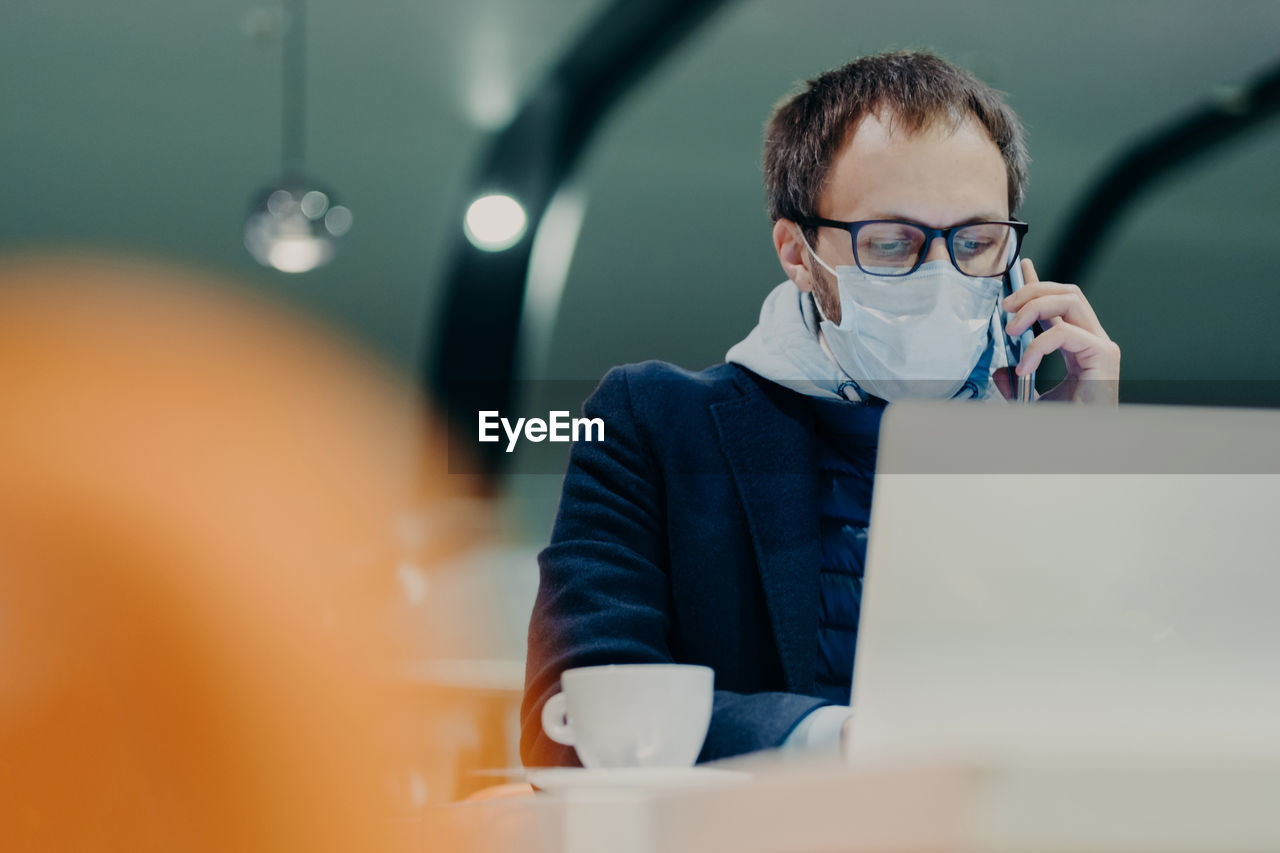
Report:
464,194,527,252
244,0,349,273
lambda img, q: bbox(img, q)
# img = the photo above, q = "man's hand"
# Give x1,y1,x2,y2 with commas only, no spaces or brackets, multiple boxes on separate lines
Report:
1001,258,1121,404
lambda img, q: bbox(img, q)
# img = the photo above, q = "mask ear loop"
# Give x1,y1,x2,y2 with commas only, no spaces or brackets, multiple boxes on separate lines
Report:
799,228,868,403
798,228,840,279
797,228,837,327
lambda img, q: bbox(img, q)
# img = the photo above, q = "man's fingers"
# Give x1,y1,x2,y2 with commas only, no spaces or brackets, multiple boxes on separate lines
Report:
1021,257,1039,285
1017,324,1071,375
1006,294,1083,337
1015,322,1117,376
1007,258,1122,396
1001,261,1105,335
1004,285,1105,336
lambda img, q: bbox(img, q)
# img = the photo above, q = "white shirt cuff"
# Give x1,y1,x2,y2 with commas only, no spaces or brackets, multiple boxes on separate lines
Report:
781,704,852,751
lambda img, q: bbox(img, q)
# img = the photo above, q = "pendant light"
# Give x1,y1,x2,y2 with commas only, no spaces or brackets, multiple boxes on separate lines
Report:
244,0,351,273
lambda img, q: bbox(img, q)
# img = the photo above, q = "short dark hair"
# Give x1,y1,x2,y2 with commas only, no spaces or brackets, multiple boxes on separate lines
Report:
763,50,1029,233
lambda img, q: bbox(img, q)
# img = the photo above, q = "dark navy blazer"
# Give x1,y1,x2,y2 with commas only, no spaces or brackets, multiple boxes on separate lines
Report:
521,360,839,766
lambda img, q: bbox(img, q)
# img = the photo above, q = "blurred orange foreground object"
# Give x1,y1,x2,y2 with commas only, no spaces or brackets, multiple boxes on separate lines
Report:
463,782,536,801
0,254,476,852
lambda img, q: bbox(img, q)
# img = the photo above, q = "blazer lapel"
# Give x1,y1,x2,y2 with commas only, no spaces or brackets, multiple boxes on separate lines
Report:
710,372,821,694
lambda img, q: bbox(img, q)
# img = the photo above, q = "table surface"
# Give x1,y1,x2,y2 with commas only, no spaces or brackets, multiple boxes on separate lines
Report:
427,754,1280,853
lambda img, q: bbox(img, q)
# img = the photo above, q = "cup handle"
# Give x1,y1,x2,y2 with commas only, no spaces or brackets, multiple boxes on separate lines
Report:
541,692,576,746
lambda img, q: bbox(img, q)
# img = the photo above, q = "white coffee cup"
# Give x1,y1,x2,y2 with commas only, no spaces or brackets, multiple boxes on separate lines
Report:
540,663,714,768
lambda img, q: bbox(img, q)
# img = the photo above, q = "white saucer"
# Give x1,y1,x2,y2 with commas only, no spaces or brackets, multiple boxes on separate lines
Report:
527,766,749,793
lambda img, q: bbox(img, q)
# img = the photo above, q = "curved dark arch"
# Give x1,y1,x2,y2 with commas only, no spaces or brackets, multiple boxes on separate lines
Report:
1045,58,1280,287
426,0,733,481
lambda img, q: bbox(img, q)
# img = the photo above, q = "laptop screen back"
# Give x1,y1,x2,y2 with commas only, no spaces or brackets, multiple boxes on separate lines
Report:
848,402,1280,764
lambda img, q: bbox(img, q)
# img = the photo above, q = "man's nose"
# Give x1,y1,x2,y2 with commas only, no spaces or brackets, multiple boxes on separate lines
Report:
923,236,950,265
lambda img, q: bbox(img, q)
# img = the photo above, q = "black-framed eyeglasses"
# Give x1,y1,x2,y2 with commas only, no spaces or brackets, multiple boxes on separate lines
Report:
799,217,1029,278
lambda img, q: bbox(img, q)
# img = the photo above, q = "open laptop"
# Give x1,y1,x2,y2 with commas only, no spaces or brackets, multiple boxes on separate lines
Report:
847,401,1280,764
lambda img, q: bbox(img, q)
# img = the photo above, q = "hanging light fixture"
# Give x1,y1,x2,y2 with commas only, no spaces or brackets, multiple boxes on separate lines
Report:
244,0,351,274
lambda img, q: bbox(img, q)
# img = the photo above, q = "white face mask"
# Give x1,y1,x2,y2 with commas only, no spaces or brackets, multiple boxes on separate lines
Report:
802,233,1001,401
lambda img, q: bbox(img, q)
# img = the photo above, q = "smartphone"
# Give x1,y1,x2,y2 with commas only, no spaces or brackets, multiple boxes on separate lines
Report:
1003,256,1035,404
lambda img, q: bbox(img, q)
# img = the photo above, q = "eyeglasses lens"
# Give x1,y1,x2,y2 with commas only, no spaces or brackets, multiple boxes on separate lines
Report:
855,223,926,274
854,223,1017,277
952,224,1016,277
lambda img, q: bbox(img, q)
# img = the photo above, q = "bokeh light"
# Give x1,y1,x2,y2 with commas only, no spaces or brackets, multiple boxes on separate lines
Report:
244,182,352,274
464,193,527,251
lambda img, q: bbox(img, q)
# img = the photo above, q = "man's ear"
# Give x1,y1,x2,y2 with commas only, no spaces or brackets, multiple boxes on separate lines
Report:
773,219,816,293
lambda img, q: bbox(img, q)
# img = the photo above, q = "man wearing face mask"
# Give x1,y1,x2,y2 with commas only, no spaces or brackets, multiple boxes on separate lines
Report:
522,50,1121,767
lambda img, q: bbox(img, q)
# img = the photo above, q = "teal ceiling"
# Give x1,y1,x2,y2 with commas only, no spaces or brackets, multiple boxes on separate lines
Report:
4,0,1278,391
